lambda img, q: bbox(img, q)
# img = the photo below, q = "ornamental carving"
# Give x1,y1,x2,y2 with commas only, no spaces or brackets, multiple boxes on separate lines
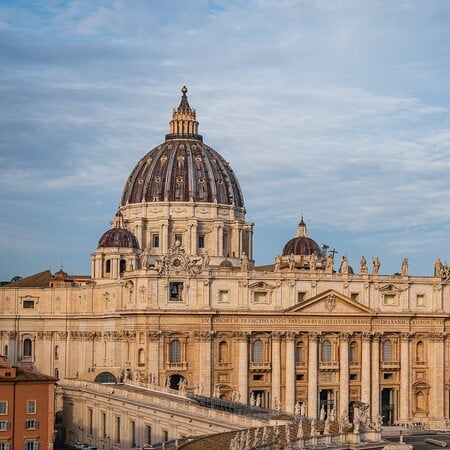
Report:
429,332,446,342
324,294,336,312
400,332,412,341
340,332,351,342
285,332,296,341
233,331,249,342
37,331,53,340
193,331,214,341
156,244,201,276
271,331,284,341
146,331,162,341
57,332,68,340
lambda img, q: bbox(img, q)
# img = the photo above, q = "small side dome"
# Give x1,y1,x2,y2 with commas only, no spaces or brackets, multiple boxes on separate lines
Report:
282,217,321,256
98,228,139,249
97,210,139,249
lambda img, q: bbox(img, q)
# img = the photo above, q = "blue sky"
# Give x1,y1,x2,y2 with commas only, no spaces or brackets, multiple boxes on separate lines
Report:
1,0,450,280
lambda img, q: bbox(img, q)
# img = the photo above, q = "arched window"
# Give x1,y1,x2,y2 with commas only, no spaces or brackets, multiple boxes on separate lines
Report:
349,341,357,363
382,340,392,362
54,345,59,360
138,348,145,364
321,340,332,363
120,259,126,273
105,259,111,274
253,340,264,363
295,342,304,364
54,368,59,378
23,338,32,357
4,345,8,357
94,371,117,383
416,341,425,363
169,340,181,363
219,341,228,363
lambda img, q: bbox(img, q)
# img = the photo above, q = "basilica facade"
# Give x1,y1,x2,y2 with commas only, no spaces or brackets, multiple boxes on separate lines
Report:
1,87,450,438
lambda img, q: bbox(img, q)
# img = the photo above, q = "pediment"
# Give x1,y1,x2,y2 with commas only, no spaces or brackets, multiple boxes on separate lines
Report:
285,289,375,315
248,281,276,290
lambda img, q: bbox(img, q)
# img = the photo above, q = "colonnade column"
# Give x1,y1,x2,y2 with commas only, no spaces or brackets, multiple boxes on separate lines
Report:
307,332,319,419
339,333,350,418
399,333,411,422
271,333,281,407
371,333,381,422
361,333,371,405
430,332,445,424
235,332,249,404
285,332,296,413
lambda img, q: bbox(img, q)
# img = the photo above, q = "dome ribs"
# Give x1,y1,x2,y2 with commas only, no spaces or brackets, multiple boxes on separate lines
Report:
120,88,245,208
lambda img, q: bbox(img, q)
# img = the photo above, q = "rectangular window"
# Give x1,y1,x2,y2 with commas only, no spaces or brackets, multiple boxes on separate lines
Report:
416,294,426,307
218,290,229,303
152,234,160,248
27,400,36,414
145,425,152,445
0,443,10,450
174,234,183,245
296,374,305,381
253,292,267,304
0,420,9,430
163,430,168,441
253,374,263,381
115,416,121,443
22,300,35,309
0,402,7,415
350,292,359,302
297,292,306,303
169,282,183,302
383,294,397,306
25,420,39,430
131,421,136,447
198,235,205,249
24,442,39,450
88,408,93,434
101,412,106,437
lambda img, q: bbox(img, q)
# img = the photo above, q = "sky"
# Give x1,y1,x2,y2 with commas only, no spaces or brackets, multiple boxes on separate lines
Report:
1,0,450,280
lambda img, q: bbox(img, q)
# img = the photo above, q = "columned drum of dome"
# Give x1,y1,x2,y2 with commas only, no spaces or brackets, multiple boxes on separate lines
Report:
115,87,253,268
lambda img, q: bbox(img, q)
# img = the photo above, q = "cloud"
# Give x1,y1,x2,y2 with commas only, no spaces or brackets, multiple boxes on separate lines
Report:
1,0,450,278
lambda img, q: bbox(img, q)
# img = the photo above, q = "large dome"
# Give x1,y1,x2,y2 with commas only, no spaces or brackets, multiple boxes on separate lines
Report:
121,87,244,207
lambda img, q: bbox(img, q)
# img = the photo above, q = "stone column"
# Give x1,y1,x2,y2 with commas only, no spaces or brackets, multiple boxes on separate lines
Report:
231,221,241,259
339,333,350,418
285,332,296,413
160,220,169,254
194,331,213,397
308,332,319,419
361,333,371,405
430,332,445,424
399,333,411,422
371,333,381,422
271,332,282,406
235,332,249,404
147,332,161,386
